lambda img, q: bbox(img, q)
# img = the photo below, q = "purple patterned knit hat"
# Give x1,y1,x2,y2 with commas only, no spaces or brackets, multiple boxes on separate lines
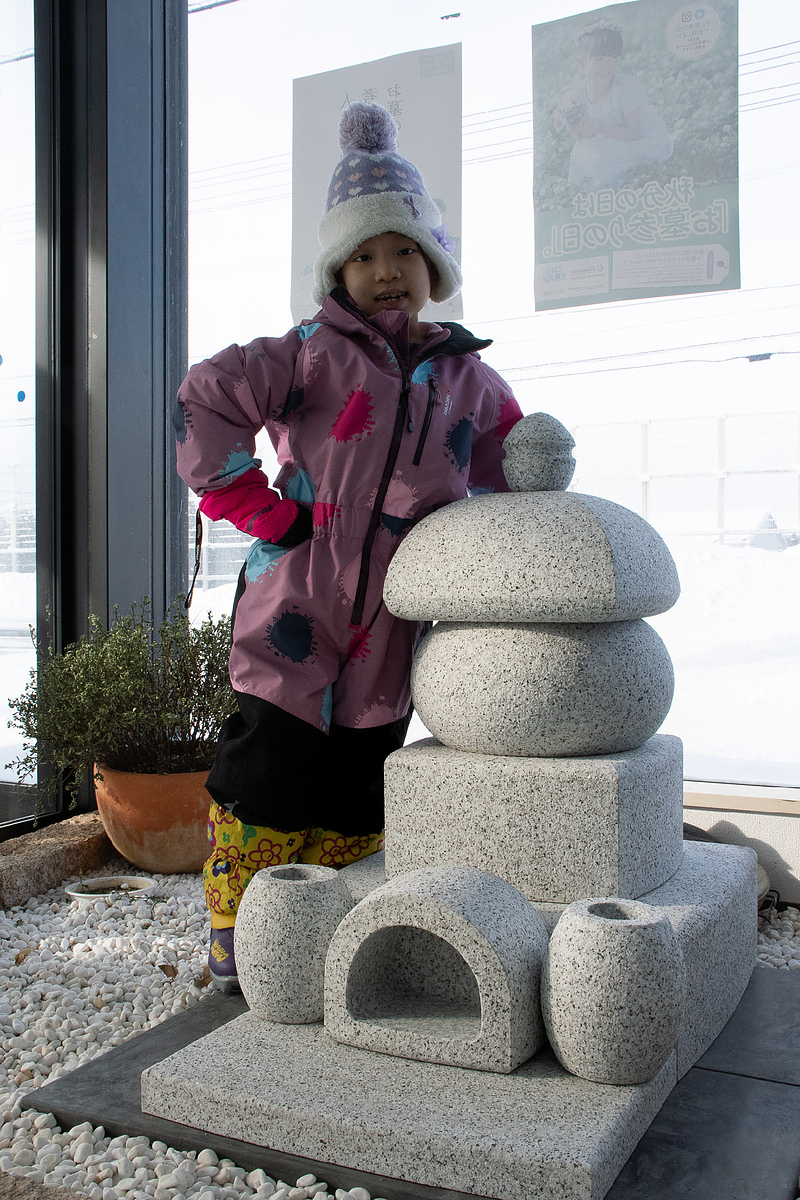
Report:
313,102,462,307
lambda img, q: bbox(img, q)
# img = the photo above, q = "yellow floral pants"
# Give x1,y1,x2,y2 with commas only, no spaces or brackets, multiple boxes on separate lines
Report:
203,802,384,928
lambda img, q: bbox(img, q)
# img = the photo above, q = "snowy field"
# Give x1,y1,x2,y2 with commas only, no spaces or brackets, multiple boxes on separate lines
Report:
3,532,799,788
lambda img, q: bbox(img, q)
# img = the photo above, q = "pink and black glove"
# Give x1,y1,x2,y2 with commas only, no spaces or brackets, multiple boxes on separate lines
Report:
198,467,312,548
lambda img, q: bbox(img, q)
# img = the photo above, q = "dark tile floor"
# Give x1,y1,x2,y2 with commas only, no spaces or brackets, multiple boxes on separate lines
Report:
23,966,800,1200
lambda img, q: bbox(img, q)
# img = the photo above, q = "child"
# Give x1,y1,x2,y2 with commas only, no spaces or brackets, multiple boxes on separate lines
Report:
554,18,674,191
174,102,523,988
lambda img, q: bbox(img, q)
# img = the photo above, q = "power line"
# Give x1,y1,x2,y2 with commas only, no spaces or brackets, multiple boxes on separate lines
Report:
740,39,800,57
497,330,800,379
470,283,800,327
740,81,800,98
0,49,33,65
740,49,800,67
741,93,800,111
494,301,800,350
190,152,290,178
188,0,242,12
503,346,800,383
739,57,800,77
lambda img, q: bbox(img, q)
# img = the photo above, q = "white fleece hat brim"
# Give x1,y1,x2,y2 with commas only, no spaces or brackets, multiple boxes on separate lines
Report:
313,190,462,308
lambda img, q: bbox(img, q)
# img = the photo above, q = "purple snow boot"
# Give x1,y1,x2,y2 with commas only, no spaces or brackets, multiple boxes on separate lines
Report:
208,926,240,992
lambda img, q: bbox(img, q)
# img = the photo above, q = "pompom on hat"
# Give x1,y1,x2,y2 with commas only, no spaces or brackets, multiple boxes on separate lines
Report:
313,101,462,307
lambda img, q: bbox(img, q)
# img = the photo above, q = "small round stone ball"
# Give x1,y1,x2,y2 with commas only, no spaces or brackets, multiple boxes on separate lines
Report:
502,412,576,492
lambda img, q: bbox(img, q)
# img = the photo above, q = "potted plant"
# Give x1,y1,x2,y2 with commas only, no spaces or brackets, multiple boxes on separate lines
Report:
6,598,236,873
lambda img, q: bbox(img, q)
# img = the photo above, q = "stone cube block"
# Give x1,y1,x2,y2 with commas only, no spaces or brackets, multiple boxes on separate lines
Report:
325,866,549,1073
384,735,685,904
639,839,758,1077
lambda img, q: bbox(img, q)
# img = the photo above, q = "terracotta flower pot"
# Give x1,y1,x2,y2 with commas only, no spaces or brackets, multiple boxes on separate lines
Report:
93,764,212,874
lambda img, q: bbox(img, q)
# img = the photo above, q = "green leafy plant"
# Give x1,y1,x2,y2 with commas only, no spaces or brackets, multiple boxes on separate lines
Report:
6,598,236,802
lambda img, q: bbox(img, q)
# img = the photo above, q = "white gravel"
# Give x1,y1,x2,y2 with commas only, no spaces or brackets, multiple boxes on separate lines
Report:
0,858,388,1200
757,904,800,971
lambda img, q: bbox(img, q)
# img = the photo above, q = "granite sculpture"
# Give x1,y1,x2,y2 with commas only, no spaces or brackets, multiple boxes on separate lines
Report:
384,734,685,903
382,412,684,905
142,412,757,1200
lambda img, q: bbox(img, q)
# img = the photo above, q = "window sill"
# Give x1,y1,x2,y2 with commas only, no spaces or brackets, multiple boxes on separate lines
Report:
684,781,800,817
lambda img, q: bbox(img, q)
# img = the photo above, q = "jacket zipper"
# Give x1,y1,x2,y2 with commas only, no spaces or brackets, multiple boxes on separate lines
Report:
351,382,409,627
343,296,417,628
337,294,455,627
412,379,437,467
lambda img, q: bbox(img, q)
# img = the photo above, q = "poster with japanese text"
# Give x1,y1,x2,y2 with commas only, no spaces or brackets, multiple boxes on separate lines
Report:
532,0,739,310
292,45,462,324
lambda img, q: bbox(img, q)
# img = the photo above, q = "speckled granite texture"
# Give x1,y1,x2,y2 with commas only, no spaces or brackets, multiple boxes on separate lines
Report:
384,736,685,903
382,490,680,624
410,619,675,757
324,866,549,1073
0,812,113,909
542,898,685,1085
141,1018,677,1200
0,1176,76,1200
634,840,758,1078
333,842,756,1083
235,864,352,1023
337,849,387,904
532,841,758,1078
502,412,576,492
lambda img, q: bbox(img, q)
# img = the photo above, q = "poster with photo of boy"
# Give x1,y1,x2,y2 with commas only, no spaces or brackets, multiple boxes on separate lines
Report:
292,45,463,324
532,0,739,310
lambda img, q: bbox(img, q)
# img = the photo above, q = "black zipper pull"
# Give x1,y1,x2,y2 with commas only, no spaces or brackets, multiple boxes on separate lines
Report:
407,417,414,432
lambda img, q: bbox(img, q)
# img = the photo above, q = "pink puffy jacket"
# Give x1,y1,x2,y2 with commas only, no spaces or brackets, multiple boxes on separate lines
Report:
174,288,522,732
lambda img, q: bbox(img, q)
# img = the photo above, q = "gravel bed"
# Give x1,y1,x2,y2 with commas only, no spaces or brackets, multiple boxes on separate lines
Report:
757,904,800,970
0,860,797,1199
0,859,386,1200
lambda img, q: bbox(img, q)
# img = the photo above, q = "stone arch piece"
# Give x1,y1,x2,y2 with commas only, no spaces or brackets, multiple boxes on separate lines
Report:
324,866,549,1073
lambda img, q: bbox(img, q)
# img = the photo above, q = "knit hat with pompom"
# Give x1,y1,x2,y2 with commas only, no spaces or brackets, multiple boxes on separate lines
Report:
313,101,462,307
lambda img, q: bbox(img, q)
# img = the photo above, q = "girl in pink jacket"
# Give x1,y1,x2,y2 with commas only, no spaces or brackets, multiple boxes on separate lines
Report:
175,103,522,987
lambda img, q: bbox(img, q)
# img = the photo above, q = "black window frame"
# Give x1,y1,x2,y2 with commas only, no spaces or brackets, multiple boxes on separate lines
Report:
0,0,188,834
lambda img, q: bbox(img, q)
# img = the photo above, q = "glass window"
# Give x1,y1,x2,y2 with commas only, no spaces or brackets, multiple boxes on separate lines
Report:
187,0,799,788
0,3,36,805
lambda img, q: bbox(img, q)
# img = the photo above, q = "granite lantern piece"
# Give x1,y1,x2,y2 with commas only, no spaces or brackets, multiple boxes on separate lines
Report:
325,865,550,1073
541,897,686,1086
235,863,352,1024
382,412,685,905
142,414,757,1200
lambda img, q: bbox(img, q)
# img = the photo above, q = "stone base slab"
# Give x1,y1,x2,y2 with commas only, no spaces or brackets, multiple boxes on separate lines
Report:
142,843,756,1200
384,735,684,904
141,1024,676,1200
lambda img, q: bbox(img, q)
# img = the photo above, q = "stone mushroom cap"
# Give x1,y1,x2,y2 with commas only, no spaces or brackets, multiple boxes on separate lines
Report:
384,490,680,623
383,413,679,623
